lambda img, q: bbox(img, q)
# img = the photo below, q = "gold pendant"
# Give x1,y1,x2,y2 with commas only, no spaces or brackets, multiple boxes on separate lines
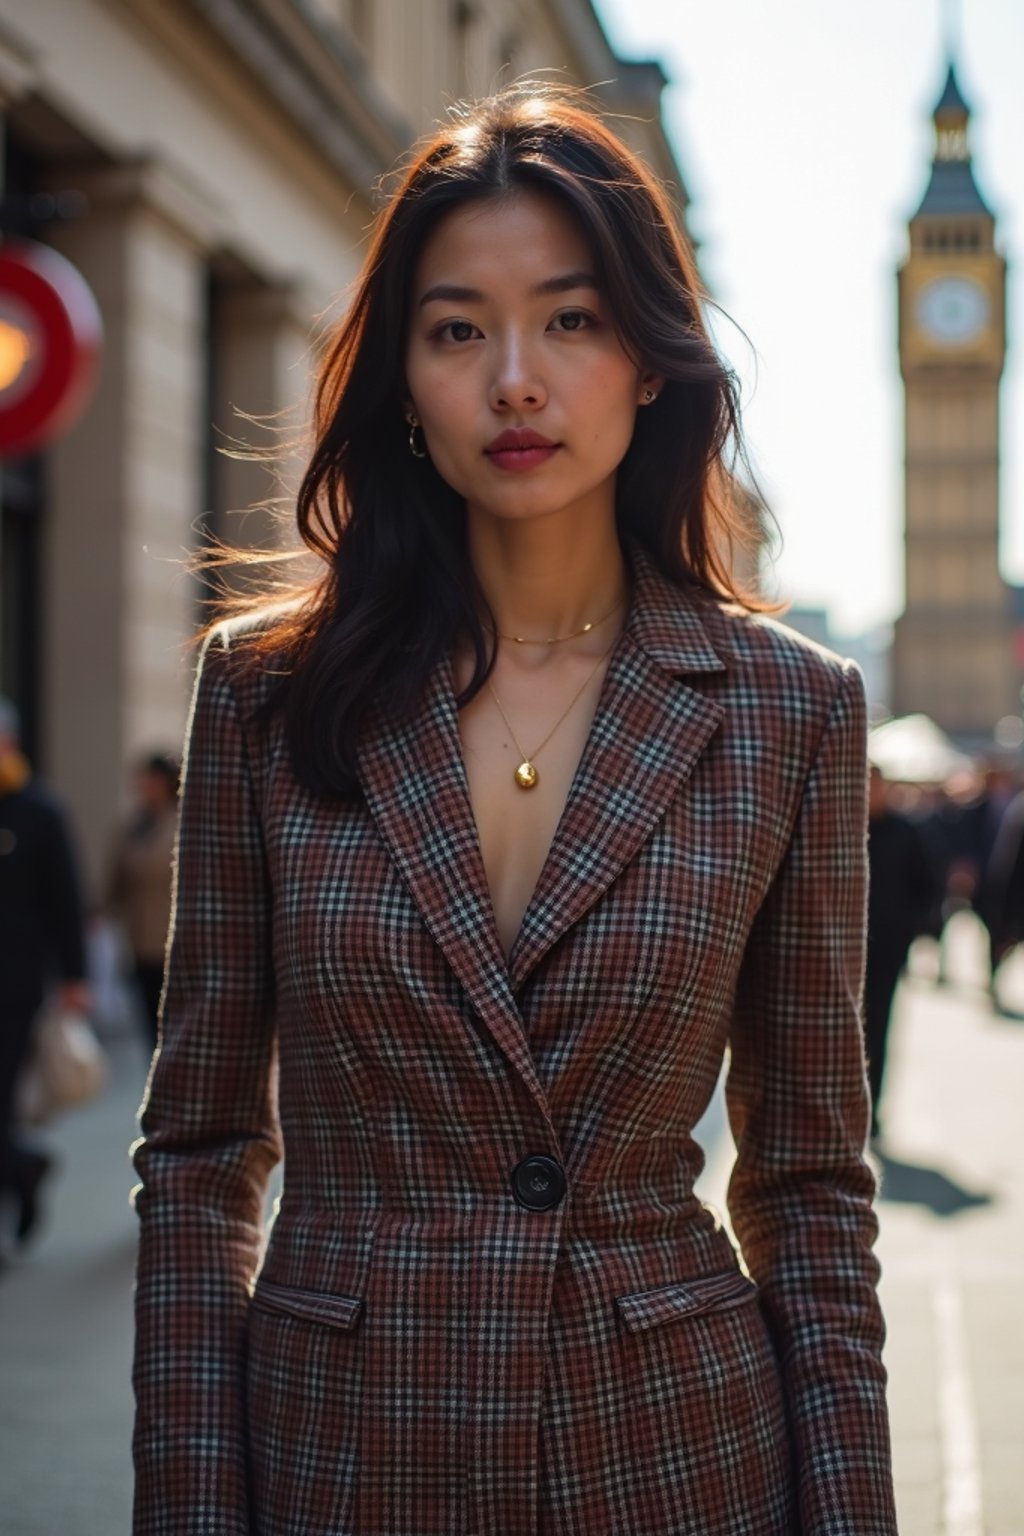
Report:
514,761,539,790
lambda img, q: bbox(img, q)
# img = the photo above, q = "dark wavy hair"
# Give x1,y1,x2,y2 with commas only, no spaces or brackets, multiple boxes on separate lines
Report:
221,84,766,799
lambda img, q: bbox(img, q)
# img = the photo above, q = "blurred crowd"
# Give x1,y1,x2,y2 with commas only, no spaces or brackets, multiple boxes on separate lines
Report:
867,754,1024,1138
0,694,177,1267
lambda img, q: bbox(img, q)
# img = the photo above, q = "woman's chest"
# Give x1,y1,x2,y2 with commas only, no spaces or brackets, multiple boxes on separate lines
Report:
451,643,616,962
259,728,794,1018
458,689,600,962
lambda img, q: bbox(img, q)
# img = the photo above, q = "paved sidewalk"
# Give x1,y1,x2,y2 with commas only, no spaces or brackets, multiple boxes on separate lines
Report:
1,912,1021,1533
697,912,1024,1535
874,921,1024,1536
0,1021,146,1535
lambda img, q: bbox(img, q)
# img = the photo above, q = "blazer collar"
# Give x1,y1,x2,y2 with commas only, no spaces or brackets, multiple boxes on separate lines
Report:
620,541,727,679
356,544,727,1100
356,654,552,1117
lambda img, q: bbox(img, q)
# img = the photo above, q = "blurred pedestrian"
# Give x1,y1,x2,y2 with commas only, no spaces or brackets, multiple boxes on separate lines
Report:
865,765,936,1139
0,696,89,1255
966,761,1018,988
917,770,986,984
105,752,179,1053
976,782,1024,1009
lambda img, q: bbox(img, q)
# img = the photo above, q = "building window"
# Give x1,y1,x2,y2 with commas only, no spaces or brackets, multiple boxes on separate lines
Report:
937,125,969,162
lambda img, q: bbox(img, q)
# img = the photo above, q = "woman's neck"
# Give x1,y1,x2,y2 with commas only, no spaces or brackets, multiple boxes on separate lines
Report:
467,516,629,650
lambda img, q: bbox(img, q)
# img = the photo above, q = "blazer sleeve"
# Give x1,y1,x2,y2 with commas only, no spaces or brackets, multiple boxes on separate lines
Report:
130,628,281,1536
725,660,898,1535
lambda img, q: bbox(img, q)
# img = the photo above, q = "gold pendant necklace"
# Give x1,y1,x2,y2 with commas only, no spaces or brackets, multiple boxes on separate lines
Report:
487,636,617,791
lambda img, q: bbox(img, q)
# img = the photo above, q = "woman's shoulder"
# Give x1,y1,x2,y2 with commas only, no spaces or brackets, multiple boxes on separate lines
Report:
630,547,857,714
696,591,861,711
194,602,303,726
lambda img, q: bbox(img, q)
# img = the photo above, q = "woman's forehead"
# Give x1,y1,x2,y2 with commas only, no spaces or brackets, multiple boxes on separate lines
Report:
412,191,595,299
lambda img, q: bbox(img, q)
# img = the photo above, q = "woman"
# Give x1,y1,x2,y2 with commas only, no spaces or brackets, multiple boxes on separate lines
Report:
131,86,897,1535
106,752,179,1053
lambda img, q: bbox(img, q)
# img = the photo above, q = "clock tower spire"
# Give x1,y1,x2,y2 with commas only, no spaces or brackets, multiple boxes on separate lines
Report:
892,59,1012,739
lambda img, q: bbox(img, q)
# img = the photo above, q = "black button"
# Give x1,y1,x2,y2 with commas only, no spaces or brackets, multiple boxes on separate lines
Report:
511,1155,566,1212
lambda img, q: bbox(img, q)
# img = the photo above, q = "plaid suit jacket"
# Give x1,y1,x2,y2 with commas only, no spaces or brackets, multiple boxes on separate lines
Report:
131,546,897,1535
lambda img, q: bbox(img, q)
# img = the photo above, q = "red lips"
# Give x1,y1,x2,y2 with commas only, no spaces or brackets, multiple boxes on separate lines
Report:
485,428,557,453
484,427,560,473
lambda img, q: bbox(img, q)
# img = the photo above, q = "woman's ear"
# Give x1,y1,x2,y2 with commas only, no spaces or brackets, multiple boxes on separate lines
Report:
638,374,665,406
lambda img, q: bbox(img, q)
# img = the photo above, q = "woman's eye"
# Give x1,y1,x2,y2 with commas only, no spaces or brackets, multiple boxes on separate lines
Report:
550,310,593,332
438,319,479,343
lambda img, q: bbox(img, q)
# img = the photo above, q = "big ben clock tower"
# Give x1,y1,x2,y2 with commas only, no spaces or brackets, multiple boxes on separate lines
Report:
892,64,1014,738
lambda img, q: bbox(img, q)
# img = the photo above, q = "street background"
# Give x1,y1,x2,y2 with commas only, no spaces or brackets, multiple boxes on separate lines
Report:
1,911,1020,1536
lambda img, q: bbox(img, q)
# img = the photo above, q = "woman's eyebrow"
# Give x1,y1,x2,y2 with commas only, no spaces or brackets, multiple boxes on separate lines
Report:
417,271,599,308
418,283,483,308
532,270,599,296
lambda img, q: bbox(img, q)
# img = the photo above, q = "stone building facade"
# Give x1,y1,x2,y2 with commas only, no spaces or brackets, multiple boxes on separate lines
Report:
0,0,688,890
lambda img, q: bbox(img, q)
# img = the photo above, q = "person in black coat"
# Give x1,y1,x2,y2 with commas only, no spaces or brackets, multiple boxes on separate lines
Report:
959,764,1018,990
865,766,937,1139
0,696,89,1252
977,783,1024,1007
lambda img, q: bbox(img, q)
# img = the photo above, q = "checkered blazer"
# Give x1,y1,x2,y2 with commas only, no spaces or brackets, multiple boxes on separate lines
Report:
131,546,897,1535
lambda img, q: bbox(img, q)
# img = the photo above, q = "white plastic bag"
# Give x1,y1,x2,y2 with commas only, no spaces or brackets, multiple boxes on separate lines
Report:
17,1004,110,1125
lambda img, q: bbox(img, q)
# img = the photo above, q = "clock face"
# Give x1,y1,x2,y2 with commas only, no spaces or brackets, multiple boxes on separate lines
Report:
916,276,989,345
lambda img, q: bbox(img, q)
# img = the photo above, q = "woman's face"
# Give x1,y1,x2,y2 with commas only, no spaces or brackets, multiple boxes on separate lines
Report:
404,189,657,533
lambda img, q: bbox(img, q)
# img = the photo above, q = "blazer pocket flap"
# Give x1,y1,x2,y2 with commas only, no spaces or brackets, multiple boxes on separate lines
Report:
250,1276,363,1331
615,1269,757,1334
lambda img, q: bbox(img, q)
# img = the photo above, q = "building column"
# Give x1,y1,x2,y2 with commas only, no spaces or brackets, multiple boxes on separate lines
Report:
44,160,216,896
209,278,313,560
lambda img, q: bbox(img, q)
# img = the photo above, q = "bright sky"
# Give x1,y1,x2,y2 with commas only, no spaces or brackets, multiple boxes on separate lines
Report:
593,0,1024,638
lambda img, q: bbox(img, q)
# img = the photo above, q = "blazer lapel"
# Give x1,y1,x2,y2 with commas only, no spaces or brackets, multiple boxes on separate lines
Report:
507,550,727,993
356,656,552,1113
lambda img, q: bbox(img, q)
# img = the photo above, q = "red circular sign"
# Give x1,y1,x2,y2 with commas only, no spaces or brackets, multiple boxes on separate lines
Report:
0,239,102,458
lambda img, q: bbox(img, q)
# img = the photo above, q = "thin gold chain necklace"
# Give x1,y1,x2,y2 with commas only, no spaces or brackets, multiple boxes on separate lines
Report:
495,596,624,646
487,636,617,790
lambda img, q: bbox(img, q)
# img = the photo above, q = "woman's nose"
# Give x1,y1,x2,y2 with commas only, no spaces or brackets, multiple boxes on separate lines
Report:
489,335,547,412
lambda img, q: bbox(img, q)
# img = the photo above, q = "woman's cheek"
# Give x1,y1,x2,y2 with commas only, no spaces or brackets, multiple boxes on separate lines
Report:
425,434,473,497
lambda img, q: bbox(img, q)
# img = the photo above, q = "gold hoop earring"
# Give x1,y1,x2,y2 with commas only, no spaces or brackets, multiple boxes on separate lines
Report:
407,415,428,459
